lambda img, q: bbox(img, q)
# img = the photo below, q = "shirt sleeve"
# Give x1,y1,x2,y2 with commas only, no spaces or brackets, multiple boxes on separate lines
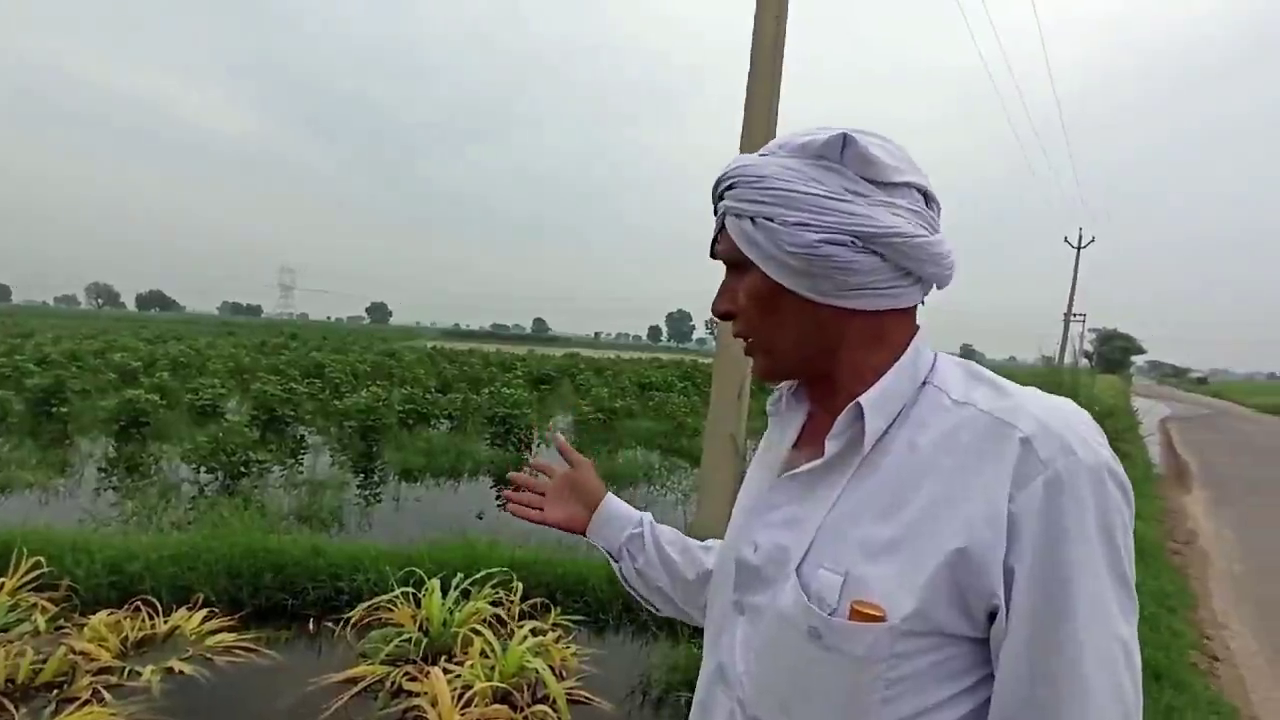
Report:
988,445,1143,720
585,492,720,627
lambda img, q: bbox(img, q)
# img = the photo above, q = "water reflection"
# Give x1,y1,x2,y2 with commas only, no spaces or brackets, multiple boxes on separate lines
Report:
148,629,685,720
0,444,690,547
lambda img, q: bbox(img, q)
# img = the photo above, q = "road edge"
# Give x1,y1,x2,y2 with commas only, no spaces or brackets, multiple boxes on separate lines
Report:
1158,419,1266,719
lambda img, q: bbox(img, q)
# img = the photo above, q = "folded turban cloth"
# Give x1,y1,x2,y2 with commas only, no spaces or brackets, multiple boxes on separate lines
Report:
712,127,954,310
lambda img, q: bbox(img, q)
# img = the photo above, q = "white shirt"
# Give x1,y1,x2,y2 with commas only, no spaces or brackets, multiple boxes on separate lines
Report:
586,335,1142,719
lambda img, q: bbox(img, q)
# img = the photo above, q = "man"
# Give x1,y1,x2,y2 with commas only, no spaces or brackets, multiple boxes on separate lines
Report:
502,127,1142,719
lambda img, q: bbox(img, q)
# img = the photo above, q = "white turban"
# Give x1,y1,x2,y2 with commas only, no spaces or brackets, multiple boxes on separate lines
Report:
712,127,954,310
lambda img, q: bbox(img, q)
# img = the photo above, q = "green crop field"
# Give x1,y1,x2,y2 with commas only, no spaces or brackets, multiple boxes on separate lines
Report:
1193,379,1280,416
0,308,1232,719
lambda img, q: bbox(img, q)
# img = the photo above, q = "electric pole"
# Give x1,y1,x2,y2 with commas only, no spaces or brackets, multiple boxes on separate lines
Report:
689,0,789,540
1055,228,1094,366
1068,311,1087,367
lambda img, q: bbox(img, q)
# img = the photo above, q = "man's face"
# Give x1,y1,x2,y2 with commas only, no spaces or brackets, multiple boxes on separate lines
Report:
710,230,822,383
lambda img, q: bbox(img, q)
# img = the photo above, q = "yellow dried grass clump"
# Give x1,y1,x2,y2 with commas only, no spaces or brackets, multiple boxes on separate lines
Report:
0,550,273,720
316,568,608,720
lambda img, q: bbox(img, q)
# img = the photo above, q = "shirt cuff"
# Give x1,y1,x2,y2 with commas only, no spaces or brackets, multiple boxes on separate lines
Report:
585,492,644,554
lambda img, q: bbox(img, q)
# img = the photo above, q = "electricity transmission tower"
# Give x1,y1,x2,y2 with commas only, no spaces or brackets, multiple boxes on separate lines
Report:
1055,228,1094,366
274,265,298,318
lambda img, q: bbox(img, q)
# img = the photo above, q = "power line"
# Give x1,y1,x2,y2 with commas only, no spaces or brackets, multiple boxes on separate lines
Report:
949,0,1039,180
974,0,1061,188
1027,0,1090,219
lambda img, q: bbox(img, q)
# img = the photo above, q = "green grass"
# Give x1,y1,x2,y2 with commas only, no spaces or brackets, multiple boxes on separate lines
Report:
0,529,687,638
1188,379,1280,416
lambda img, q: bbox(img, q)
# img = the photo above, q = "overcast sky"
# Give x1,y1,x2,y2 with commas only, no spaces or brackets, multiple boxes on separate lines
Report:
1,0,1275,370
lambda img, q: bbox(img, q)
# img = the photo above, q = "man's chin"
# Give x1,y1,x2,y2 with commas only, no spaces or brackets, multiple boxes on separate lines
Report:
749,360,787,384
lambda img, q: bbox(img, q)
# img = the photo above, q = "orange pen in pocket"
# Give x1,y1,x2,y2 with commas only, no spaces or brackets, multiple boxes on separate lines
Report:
847,599,888,624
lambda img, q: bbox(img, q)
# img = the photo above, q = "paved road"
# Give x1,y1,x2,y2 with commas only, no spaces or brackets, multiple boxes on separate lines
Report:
1134,381,1280,717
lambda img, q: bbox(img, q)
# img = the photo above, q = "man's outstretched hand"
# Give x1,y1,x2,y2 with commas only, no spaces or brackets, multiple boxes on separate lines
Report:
502,433,608,535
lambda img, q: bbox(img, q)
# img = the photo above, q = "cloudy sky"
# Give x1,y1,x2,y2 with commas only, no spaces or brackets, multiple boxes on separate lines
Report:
0,0,1275,369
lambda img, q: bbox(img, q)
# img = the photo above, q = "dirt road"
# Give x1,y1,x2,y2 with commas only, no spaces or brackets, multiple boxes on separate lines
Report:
1135,381,1280,718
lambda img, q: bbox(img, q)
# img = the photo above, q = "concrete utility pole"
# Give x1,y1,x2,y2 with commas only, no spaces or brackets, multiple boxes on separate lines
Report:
688,0,790,541
1068,311,1087,367
1055,228,1095,367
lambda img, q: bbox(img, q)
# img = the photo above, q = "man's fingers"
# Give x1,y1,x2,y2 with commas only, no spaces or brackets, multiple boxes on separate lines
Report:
506,471,550,494
527,458,562,478
501,489,546,510
503,502,545,524
553,433,590,468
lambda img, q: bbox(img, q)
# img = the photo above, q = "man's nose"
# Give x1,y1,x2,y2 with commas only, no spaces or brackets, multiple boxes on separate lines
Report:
710,284,736,322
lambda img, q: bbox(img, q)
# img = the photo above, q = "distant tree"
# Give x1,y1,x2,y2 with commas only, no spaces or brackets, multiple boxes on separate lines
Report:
489,322,512,333
84,281,126,310
531,317,552,335
52,293,81,308
957,343,985,363
631,334,643,343
365,301,393,325
664,308,696,345
297,312,310,321
217,300,264,318
0,283,11,304
511,323,528,333
451,322,462,329
694,337,709,348
1142,359,1191,382
1084,327,1147,375
704,316,719,338
1005,355,1018,364
134,288,184,313
646,324,664,345
593,331,603,341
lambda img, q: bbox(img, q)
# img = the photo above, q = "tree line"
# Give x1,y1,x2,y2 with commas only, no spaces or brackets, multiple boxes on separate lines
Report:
0,280,719,349
957,326,1152,375
0,281,398,326
439,310,719,348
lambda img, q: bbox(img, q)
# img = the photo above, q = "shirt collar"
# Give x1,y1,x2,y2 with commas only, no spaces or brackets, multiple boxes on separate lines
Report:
767,331,936,454
853,330,936,451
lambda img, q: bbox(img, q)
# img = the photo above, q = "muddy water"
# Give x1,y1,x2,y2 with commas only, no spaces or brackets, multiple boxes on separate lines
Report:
0,474,688,548
146,630,686,720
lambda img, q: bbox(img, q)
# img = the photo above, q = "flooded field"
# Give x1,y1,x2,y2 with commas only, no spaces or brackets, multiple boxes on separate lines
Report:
146,629,687,720
0,441,692,544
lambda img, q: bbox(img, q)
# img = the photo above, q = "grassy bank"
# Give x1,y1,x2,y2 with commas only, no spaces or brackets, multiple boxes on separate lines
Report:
1182,379,1280,416
1097,383,1239,718
0,529,686,637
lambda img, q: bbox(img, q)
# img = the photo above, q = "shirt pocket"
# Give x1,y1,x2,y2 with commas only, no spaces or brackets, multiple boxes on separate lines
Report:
741,570,891,720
